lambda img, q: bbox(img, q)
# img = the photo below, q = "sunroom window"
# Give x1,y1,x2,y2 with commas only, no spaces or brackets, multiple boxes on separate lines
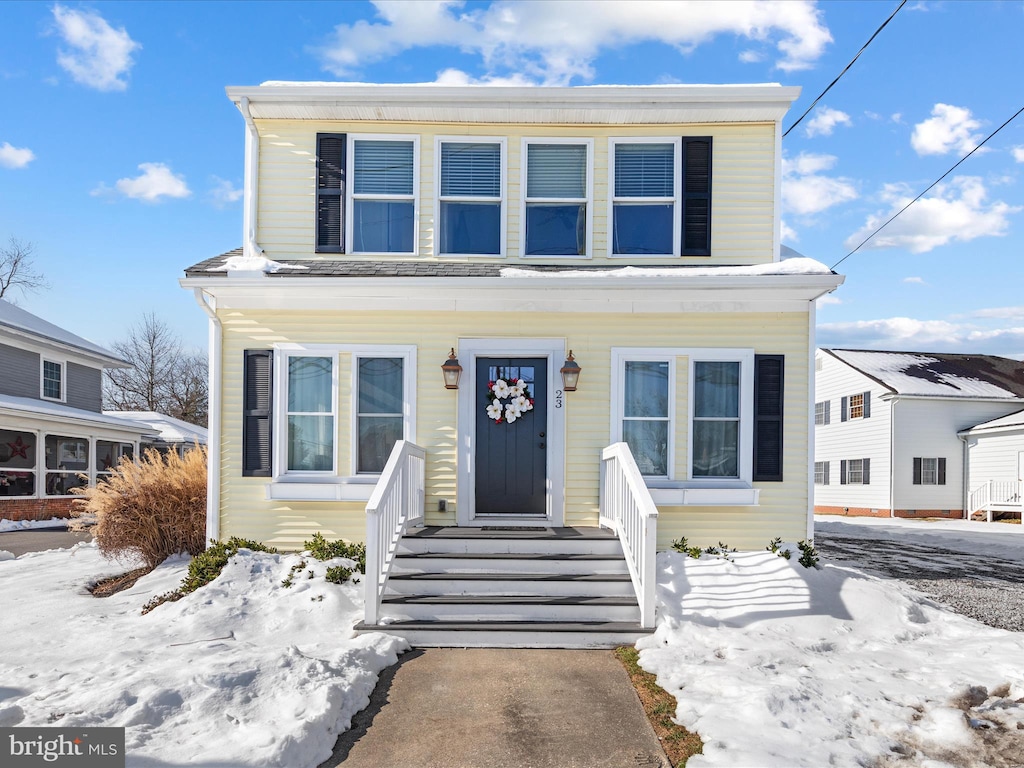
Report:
524,141,590,256
357,357,404,473
622,360,671,476
439,141,502,256
286,356,335,472
692,361,740,478
45,435,89,496
350,139,416,254
97,441,134,479
611,141,678,256
0,429,36,497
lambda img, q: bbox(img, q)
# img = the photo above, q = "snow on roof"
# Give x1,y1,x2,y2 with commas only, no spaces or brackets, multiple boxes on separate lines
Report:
823,349,1024,399
205,255,308,275
0,394,159,433
103,411,207,444
960,407,1024,434
0,299,125,364
500,257,833,279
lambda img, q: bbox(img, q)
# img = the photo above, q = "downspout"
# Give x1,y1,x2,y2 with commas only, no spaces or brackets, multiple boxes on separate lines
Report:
889,397,897,517
806,300,816,540
958,432,969,520
193,288,222,544
237,96,263,260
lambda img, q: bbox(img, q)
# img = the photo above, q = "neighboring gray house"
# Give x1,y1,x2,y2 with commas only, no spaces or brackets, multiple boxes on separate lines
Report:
0,299,156,520
104,411,208,457
814,348,1024,519
959,408,1024,521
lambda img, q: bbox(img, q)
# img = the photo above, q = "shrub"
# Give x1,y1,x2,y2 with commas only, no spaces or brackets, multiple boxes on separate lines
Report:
766,537,791,560
73,446,207,570
797,540,820,569
304,532,366,573
671,537,703,559
325,565,356,584
703,542,736,561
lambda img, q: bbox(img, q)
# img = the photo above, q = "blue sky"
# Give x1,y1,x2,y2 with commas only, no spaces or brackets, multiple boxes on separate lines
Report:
1,1,1023,357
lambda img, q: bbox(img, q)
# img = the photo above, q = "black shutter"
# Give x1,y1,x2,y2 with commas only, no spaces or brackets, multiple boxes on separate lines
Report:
840,460,848,484
913,457,922,485
841,396,848,422
938,458,946,485
823,461,830,486
243,350,273,477
824,400,830,425
863,391,871,418
862,458,870,485
681,137,712,256
753,354,784,482
316,133,346,253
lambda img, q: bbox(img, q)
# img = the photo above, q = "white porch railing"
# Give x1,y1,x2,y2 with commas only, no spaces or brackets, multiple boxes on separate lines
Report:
600,442,659,629
364,440,426,624
968,480,1023,522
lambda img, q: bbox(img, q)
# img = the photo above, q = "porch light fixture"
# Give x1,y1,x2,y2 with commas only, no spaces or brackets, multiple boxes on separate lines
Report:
441,348,463,389
560,351,581,392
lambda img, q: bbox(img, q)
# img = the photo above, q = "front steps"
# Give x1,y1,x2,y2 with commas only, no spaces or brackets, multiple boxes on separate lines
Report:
355,526,652,648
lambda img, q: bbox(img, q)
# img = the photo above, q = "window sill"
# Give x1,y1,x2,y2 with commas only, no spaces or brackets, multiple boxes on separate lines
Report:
266,478,377,502
647,484,760,507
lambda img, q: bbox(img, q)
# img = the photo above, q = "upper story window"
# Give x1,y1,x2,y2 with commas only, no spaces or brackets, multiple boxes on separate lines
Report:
610,139,680,256
522,139,592,257
842,391,870,421
814,400,830,425
41,359,64,401
437,139,504,257
285,355,335,473
692,361,741,478
348,136,418,255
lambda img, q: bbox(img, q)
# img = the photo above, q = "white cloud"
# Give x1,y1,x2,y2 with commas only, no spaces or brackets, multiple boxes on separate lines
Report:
902,276,926,285
433,68,537,87
93,163,191,202
843,176,1020,254
891,113,903,125
911,103,983,156
864,111,882,121
804,106,851,137
1012,146,1024,163
207,177,243,208
739,50,763,63
816,294,841,306
780,219,798,243
316,0,832,84
0,142,35,169
817,315,1024,357
52,5,140,92
781,152,858,216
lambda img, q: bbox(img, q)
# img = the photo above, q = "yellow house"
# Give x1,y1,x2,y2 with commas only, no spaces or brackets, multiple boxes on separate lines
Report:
181,82,843,647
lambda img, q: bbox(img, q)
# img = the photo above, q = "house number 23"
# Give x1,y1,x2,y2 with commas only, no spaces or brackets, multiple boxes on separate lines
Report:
555,389,563,408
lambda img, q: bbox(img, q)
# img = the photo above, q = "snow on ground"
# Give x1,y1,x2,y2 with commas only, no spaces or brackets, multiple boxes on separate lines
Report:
0,542,407,768
638,547,1024,767
0,516,67,532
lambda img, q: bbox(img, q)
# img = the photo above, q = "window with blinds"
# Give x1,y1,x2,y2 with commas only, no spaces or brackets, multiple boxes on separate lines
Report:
350,137,417,254
523,141,591,256
611,141,678,256
438,140,502,256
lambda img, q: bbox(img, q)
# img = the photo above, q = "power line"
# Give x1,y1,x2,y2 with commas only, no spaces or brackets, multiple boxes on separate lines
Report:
831,104,1024,270
783,0,907,138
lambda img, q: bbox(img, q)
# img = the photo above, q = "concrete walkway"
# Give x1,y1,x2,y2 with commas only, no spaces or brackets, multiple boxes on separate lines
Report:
320,648,670,768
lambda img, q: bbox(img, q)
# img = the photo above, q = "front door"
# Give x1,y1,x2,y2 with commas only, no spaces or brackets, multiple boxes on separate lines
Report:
475,357,548,516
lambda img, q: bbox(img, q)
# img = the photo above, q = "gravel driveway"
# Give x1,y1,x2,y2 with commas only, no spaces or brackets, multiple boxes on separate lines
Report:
815,530,1024,633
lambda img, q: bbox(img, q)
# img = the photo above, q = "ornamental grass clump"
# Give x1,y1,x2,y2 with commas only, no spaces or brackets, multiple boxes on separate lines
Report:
73,446,207,570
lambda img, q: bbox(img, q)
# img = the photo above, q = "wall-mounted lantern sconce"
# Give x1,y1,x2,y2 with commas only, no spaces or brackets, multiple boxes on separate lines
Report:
560,350,581,392
441,348,463,390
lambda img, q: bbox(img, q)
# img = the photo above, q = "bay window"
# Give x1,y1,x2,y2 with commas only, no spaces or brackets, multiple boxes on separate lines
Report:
438,139,503,256
523,140,592,257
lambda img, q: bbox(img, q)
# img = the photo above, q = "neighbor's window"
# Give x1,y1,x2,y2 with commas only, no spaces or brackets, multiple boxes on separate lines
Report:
914,457,946,485
42,360,63,400
524,141,590,256
814,401,829,425
622,360,671,476
286,356,335,472
44,434,89,496
0,429,36,497
439,140,502,256
97,441,134,479
846,458,867,485
350,138,416,254
692,361,740,478
611,140,678,256
848,393,864,419
814,460,829,485
357,357,405,473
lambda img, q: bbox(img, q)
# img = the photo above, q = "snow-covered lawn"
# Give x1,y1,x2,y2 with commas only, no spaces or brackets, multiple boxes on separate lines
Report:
638,525,1024,767
0,542,406,768
0,516,68,532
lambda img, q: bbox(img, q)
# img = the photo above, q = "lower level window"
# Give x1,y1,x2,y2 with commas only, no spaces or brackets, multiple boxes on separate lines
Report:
914,457,946,485
286,356,335,472
622,360,670,476
692,361,740,478
814,461,829,485
358,357,404,473
0,429,36,497
97,441,134,479
45,435,89,496
843,458,869,485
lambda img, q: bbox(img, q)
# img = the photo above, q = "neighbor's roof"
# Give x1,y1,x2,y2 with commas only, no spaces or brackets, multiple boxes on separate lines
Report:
0,299,127,365
225,81,801,125
821,348,1024,399
103,411,208,445
959,408,1024,435
0,394,159,434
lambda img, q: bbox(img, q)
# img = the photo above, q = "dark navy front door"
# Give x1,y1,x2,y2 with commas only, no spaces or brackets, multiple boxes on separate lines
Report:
475,358,547,516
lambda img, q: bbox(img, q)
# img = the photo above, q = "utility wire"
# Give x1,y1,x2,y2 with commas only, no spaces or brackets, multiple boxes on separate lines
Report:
783,0,907,138
831,104,1024,270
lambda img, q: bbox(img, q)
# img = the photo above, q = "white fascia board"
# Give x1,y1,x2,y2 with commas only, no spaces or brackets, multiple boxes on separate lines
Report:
0,327,129,370
882,393,1024,404
0,406,160,437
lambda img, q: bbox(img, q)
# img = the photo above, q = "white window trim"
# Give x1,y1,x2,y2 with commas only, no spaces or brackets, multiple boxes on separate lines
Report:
345,134,421,257
268,344,417,497
610,351,676,480
42,431,90,498
846,458,867,485
814,400,827,425
688,351,754,483
607,137,682,258
40,357,66,403
846,392,865,420
434,136,507,258
920,457,939,485
814,460,829,485
520,137,594,260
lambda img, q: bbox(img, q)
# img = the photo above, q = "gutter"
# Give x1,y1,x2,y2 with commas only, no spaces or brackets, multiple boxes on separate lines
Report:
958,430,970,520
192,288,222,544
237,96,263,260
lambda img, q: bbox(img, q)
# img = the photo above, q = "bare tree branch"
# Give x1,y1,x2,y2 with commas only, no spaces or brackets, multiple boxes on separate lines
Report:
0,237,48,300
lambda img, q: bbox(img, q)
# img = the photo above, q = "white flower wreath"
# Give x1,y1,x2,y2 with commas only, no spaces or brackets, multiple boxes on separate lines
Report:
485,378,534,424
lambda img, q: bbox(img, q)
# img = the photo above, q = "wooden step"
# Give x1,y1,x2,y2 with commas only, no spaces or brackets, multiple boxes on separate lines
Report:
379,594,641,622
391,552,630,575
385,571,635,597
355,619,651,649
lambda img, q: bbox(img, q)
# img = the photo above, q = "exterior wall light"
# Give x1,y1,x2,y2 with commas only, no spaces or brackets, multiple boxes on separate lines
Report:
441,348,462,389
560,350,581,392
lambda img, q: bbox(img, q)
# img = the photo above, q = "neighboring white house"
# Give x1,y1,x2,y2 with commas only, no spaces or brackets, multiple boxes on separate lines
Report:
103,411,208,458
814,348,1024,518
959,408,1024,521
